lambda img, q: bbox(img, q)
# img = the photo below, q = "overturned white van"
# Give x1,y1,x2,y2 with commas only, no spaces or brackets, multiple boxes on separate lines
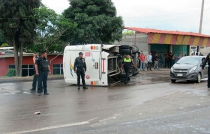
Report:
63,44,139,86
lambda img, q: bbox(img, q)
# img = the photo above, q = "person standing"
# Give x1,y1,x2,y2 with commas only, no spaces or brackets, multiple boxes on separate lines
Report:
35,50,51,96
165,53,169,68
30,53,38,92
147,52,152,71
202,53,210,88
121,54,137,84
139,52,146,71
172,54,176,66
177,54,182,61
74,52,88,90
154,53,159,70
160,52,164,68
169,53,173,68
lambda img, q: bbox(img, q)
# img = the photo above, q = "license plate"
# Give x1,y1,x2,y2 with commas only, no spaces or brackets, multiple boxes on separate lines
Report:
177,74,183,77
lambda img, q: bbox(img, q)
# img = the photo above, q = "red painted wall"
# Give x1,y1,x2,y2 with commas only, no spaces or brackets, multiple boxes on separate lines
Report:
0,55,63,76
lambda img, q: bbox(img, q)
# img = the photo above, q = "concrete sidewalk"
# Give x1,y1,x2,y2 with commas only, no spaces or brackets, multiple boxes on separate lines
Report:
139,68,170,75
0,75,64,83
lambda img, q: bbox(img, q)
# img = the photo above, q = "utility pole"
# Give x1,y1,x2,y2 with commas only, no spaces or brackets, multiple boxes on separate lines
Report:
197,0,204,53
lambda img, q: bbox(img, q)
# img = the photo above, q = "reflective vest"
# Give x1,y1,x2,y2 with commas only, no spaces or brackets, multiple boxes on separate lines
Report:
124,58,131,62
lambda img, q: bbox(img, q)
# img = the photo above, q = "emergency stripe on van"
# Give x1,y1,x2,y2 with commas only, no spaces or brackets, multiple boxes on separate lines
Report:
102,58,105,73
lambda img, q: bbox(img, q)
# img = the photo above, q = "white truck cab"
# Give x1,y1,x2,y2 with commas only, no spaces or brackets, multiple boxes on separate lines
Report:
63,44,139,86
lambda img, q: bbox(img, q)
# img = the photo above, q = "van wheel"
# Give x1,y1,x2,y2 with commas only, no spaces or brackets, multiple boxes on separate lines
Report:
120,49,131,54
120,45,130,49
171,80,176,83
132,68,139,76
196,73,201,83
131,45,139,53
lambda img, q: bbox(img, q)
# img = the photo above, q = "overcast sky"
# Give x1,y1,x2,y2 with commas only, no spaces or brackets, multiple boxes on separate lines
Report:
41,0,210,35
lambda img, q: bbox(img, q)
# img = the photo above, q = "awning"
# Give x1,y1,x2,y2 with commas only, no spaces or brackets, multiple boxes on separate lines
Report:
148,33,210,46
125,27,210,46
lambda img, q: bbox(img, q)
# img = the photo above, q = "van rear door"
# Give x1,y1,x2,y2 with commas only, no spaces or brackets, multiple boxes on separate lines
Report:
83,45,101,86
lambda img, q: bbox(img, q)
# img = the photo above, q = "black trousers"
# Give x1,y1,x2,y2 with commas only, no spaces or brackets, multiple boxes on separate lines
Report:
124,67,130,82
32,71,37,91
77,70,86,87
147,62,152,70
37,71,48,94
165,60,169,68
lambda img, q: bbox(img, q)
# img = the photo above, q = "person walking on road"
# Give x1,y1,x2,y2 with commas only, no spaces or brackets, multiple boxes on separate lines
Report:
121,54,137,84
35,50,51,96
74,52,88,90
139,52,146,71
202,53,210,88
30,53,38,92
147,52,152,71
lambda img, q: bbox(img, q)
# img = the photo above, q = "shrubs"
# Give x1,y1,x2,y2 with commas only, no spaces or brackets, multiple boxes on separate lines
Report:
6,69,16,77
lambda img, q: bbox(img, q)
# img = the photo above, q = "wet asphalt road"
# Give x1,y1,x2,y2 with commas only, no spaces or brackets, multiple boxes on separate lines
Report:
1,72,210,134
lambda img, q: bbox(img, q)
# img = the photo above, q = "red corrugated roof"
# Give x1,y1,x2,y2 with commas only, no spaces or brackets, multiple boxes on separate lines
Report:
124,27,210,38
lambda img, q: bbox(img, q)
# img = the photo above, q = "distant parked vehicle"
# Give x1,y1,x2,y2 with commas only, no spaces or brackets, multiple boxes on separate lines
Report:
170,56,207,83
0,47,14,55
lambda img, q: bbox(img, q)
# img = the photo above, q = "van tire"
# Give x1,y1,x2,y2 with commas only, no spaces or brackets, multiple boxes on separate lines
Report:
131,45,139,53
120,45,130,49
120,49,131,54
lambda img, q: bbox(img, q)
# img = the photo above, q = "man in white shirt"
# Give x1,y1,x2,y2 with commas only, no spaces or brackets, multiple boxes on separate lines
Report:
147,52,152,71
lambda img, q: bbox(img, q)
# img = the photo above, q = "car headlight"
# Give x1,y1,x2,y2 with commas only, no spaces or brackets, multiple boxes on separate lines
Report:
189,66,197,73
171,67,174,73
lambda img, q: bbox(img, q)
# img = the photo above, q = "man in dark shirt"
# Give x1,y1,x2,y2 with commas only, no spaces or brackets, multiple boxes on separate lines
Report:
74,52,88,90
202,53,210,88
35,50,51,96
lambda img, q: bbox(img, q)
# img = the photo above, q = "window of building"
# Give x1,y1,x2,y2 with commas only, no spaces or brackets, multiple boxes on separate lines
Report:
9,65,15,69
53,64,63,75
8,65,34,76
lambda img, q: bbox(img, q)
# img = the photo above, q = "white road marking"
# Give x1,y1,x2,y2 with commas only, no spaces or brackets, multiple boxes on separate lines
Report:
5,121,89,134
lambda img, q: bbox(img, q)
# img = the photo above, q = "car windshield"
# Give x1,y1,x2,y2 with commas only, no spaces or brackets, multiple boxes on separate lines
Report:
176,57,200,65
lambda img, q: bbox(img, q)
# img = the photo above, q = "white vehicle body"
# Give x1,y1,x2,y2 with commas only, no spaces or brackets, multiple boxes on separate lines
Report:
63,44,139,86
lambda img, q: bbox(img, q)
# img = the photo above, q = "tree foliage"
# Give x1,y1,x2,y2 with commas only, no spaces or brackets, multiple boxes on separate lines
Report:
30,5,76,53
63,0,124,44
0,30,6,45
0,0,40,76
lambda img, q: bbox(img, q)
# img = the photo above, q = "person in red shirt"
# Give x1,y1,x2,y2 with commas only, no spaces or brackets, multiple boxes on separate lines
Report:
139,52,146,71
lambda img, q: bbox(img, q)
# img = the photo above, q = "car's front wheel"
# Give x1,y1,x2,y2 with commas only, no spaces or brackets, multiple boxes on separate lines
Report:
196,73,201,83
171,80,176,83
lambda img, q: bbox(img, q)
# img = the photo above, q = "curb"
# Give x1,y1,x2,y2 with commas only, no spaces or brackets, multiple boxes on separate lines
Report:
0,75,64,83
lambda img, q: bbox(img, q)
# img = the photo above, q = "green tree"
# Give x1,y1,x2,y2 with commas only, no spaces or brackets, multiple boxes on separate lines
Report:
0,30,6,45
63,0,124,44
31,5,76,53
0,0,40,76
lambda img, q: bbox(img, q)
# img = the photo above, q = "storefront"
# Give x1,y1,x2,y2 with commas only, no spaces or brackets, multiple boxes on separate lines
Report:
122,27,210,56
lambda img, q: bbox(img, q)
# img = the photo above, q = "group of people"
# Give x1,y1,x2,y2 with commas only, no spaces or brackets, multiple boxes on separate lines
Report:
31,51,88,93
138,51,184,71
30,50,51,96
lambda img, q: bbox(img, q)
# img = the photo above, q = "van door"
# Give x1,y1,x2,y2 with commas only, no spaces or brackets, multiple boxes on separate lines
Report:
84,51,101,86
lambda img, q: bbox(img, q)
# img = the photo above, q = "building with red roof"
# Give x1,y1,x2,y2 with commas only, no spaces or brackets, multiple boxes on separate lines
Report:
115,27,210,56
